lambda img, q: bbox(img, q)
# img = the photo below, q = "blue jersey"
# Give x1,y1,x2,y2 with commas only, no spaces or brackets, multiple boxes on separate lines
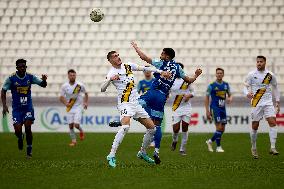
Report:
2,72,43,109
206,81,231,110
137,78,154,94
151,59,186,95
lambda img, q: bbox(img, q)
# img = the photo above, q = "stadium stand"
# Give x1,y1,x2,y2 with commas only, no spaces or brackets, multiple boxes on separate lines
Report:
0,0,283,97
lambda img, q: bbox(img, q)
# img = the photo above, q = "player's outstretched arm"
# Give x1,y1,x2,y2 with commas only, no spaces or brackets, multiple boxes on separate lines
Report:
132,64,171,79
1,89,9,116
32,74,47,87
182,68,202,84
131,41,152,64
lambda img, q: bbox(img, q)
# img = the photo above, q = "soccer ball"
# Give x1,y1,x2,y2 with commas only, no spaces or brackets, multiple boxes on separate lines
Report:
90,8,104,22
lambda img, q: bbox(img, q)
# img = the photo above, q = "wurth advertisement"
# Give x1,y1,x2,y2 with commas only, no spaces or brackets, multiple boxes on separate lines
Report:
1,106,284,133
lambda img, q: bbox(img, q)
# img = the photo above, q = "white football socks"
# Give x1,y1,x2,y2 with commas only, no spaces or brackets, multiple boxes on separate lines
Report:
269,126,278,149
180,131,188,152
109,125,130,157
250,129,258,150
172,132,179,142
69,128,76,142
141,128,156,153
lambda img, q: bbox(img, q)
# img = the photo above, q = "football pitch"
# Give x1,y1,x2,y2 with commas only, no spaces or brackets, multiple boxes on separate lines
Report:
0,133,283,189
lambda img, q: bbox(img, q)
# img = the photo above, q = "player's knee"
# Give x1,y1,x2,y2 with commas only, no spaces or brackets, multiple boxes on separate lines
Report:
69,124,74,129
13,124,22,133
24,120,33,126
267,117,276,126
121,117,131,125
181,121,189,130
181,126,188,132
252,121,259,130
173,124,180,133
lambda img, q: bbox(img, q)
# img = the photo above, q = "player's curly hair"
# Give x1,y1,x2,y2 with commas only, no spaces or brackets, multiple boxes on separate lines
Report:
16,59,27,66
163,48,175,59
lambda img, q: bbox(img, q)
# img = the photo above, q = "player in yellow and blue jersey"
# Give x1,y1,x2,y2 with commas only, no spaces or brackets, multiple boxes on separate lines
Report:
205,68,232,153
137,68,154,95
1,59,47,158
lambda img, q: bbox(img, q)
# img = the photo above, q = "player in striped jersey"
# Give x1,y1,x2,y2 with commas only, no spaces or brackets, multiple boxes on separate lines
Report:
205,68,232,153
170,63,195,156
244,56,280,159
101,50,171,168
60,69,88,147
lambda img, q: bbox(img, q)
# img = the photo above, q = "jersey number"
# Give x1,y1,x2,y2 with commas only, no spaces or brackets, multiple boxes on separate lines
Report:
218,99,225,107
120,109,127,115
20,97,28,105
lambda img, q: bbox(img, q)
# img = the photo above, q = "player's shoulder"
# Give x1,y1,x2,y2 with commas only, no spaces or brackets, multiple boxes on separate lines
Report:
266,70,275,76
125,62,135,66
222,81,230,85
106,67,117,77
8,72,17,78
248,70,257,76
26,72,36,78
139,79,145,84
209,81,215,86
61,82,69,88
76,81,85,86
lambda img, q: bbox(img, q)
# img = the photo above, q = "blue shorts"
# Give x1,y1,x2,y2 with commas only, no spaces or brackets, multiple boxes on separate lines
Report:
12,106,35,125
210,107,227,124
139,89,167,122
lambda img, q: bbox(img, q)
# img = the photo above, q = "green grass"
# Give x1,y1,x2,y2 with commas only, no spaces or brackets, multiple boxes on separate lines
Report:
0,133,284,189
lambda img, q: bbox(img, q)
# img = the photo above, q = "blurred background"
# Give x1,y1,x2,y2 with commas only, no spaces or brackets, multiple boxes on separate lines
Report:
0,0,283,99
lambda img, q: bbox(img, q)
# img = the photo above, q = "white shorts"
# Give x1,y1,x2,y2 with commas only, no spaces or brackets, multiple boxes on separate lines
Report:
172,107,191,124
251,105,276,122
172,115,191,124
117,102,150,121
67,108,83,124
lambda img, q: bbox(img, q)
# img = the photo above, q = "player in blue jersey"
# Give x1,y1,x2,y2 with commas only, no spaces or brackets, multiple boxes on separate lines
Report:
137,67,154,95
205,68,232,153
1,59,47,158
131,41,202,164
